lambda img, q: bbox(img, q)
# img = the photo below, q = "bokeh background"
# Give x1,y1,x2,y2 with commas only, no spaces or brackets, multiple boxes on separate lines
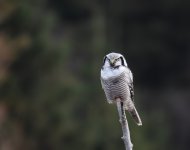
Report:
0,0,190,150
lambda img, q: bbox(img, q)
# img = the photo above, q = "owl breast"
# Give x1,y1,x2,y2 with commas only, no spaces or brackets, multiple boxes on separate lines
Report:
101,72,130,103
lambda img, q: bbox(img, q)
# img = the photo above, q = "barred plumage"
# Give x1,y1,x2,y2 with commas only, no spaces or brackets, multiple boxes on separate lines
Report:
101,52,142,126
101,71,134,110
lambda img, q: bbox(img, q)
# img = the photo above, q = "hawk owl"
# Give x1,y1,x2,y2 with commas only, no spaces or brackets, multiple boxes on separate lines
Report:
100,52,142,126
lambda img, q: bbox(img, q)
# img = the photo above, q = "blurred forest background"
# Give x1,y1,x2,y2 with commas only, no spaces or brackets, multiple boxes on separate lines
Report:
0,0,190,150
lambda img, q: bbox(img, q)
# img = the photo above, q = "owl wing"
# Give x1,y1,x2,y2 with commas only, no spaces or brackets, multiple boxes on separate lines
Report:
128,69,135,103
129,82,134,102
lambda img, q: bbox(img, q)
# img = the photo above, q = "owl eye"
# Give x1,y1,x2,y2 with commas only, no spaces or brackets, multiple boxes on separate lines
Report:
115,58,120,62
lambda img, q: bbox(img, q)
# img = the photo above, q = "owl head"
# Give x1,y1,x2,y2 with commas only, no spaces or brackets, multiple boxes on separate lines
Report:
102,52,127,68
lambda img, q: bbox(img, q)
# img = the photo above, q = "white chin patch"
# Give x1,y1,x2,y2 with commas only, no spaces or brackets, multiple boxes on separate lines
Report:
101,66,126,79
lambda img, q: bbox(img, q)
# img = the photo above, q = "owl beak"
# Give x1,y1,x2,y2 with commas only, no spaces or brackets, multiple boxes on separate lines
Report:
110,60,115,67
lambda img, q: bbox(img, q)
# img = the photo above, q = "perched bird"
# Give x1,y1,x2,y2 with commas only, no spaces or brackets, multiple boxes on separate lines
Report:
100,52,142,126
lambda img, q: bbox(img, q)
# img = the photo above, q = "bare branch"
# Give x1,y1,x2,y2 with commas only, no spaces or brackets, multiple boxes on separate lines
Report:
116,99,133,150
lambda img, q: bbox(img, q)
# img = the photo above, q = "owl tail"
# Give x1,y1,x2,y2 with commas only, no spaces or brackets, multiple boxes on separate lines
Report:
128,107,142,126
